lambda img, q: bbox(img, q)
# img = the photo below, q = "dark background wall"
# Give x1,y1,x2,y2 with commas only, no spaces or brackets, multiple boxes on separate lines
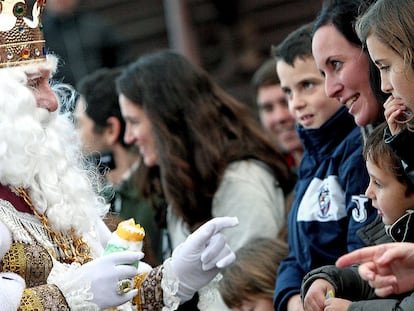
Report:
80,0,323,104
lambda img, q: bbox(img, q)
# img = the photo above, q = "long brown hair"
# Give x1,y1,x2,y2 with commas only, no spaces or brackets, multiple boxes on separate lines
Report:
116,50,295,227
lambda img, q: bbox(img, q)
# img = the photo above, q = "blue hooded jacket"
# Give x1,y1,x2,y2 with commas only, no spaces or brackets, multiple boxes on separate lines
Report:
274,106,378,311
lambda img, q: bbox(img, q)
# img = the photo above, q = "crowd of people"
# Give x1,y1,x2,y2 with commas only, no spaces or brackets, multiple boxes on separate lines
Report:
272,21,378,311
2,0,414,310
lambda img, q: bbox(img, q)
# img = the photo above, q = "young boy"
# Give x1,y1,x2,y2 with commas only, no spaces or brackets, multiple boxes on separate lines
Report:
272,23,379,311
301,122,414,310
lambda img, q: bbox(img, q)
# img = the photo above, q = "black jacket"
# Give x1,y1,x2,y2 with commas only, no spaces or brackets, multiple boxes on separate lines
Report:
301,213,414,310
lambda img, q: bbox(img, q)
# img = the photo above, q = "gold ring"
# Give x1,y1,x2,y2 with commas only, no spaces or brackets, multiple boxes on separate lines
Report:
116,279,134,295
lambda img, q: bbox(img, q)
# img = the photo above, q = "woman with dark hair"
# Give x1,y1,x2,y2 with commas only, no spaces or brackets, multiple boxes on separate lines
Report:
116,50,295,310
312,0,388,138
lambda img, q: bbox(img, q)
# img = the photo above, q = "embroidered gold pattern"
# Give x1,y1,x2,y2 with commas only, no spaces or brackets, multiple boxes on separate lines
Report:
14,187,92,264
1,241,52,287
19,285,69,311
132,272,149,309
24,242,52,287
1,242,27,279
18,288,43,311
135,266,164,311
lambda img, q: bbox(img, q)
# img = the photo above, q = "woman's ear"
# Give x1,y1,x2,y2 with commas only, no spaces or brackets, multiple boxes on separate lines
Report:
104,116,122,146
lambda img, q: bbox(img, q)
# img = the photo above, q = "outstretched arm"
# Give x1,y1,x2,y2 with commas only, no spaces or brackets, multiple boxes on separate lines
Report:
336,242,414,297
166,216,239,301
135,216,239,310
0,215,238,311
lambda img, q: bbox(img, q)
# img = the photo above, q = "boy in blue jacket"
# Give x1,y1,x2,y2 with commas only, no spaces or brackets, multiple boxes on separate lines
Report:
272,23,378,311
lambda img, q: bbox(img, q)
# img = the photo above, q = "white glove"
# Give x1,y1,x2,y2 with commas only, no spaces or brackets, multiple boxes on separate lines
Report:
77,251,143,309
138,261,153,274
0,272,25,311
51,251,144,311
171,216,238,302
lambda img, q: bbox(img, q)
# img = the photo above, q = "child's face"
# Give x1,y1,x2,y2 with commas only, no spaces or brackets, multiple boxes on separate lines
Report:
233,297,274,311
367,35,414,112
365,158,414,225
276,56,341,129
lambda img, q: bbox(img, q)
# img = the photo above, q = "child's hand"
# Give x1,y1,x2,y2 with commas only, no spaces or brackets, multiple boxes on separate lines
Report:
287,294,304,311
324,297,351,311
303,279,334,311
384,95,410,135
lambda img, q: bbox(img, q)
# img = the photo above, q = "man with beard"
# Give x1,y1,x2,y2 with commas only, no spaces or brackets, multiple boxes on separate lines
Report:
0,1,237,310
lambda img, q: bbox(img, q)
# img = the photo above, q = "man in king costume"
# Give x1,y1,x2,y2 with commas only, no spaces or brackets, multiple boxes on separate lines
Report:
0,1,238,310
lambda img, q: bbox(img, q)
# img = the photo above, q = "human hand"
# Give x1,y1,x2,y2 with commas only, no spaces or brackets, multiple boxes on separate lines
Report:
336,242,414,297
287,294,304,311
171,216,238,302
78,251,143,309
324,297,351,311
384,95,411,135
303,279,335,311
0,272,25,311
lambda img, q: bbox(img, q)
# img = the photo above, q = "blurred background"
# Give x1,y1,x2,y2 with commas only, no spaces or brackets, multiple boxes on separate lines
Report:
49,0,323,105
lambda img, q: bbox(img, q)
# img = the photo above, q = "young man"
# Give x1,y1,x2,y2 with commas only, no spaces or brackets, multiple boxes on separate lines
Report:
272,23,378,311
251,59,303,172
0,1,237,309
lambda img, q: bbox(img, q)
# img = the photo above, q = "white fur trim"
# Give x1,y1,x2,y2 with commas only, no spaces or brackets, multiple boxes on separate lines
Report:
0,220,12,259
0,272,25,311
47,260,99,311
161,258,181,311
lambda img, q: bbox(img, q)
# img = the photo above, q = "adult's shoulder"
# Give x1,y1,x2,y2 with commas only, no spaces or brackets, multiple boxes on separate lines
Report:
224,159,275,179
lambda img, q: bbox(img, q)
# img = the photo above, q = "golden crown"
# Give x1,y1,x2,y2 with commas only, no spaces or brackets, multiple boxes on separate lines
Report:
0,0,46,68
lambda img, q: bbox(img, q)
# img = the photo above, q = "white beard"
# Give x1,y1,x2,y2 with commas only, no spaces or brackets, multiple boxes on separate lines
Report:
0,63,108,234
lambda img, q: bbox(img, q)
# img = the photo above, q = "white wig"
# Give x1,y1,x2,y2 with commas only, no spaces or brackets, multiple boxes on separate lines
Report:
0,56,109,234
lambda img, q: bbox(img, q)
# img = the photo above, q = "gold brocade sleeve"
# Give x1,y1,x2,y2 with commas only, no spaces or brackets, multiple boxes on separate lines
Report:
132,266,164,311
18,284,69,311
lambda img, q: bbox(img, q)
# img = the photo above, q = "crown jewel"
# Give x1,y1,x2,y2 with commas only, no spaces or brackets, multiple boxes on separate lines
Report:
0,0,47,68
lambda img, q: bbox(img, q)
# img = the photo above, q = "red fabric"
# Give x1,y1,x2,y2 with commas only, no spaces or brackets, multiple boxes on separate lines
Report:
284,153,296,169
0,184,33,214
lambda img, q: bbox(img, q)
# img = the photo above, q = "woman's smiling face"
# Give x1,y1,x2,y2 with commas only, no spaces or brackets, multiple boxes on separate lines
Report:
312,24,381,126
119,94,158,167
